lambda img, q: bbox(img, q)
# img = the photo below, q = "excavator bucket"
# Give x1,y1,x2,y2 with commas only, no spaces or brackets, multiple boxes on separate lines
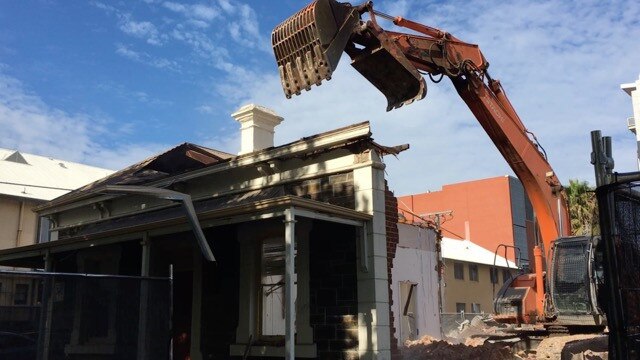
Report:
272,0,426,111
271,0,359,98
349,31,427,111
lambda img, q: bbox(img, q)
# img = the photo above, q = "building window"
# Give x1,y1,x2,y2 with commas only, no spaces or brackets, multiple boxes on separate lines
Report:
471,303,481,313
233,221,315,357
14,284,29,305
490,268,499,284
260,237,296,337
38,216,52,243
503,269,512,284
454,262,464,280
455,303,466,313
468,264,479,282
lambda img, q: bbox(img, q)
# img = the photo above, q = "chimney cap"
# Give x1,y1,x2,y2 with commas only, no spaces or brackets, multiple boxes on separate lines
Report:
232,104,283,155
231,104,283,125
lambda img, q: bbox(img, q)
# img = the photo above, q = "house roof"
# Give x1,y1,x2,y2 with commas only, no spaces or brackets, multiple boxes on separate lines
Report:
441,237,517,268
45,142,234,207
37,121,406,213
0,148,114,201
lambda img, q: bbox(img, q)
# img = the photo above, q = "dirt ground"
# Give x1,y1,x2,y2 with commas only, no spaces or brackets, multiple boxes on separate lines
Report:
402,336,515,360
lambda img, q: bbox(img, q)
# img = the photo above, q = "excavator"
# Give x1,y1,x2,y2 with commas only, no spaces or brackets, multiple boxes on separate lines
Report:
271,0,605,327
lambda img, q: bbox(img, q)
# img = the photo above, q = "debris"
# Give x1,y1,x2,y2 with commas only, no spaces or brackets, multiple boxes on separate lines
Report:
402,335,515,360
534,334,608,360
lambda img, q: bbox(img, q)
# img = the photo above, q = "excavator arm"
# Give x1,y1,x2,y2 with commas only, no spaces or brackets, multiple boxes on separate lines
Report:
272,0,571,319
273,0,570,246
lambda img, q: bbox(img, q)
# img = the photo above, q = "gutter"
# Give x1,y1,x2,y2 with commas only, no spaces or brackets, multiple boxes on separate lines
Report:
100,185,215,262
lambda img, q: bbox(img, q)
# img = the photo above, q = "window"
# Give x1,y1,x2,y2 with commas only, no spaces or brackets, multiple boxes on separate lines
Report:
503,269,512,284
38,216,52,243
468,264,479,282
471,303,481,313
260,237,295,337
455,303,466,313
14,284,29,305
454,262,464,280
233,222,315,357
490,268,499,284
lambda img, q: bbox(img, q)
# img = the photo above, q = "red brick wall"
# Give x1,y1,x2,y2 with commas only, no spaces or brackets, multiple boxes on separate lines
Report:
397,176,516,260
385,181,401,359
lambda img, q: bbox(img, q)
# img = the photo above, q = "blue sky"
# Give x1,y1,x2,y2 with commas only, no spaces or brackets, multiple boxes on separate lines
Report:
1,0,639,195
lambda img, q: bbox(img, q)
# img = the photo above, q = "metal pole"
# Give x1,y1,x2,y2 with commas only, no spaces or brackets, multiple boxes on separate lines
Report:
137,233,150,360
169,264,174,360
284,208,297,360
591,130,625,359
38,250,54,360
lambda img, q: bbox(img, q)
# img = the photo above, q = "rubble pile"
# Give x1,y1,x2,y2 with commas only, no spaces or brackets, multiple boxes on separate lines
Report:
535,335,608,360
402,335,514,360
401,315,609,360
445,315,501,342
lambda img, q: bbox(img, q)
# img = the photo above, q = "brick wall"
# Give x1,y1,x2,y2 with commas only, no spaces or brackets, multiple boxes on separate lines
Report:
385,181,401,359
309,222,359,359
287,172,355,209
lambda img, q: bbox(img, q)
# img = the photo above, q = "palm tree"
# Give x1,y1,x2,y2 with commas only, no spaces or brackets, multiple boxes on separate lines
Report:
565,179,598,235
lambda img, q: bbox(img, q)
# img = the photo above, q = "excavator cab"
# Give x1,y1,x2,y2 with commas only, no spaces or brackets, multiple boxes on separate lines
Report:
271,0,426,111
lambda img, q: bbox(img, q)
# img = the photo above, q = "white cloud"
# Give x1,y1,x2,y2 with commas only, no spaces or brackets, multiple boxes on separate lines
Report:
162,2,219,22
115,44,180,71
191,4,219,21
115,43,141,60
196,105,215,114
0,68,166,170
119,17,162,45
226,3,268,51
217,0,234,14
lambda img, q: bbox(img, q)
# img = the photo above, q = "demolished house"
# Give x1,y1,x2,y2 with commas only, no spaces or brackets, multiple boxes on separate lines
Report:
0,105,409,360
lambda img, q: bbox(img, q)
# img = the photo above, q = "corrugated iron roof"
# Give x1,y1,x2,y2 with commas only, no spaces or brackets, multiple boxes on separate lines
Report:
0,148,114,201
45,143,234,207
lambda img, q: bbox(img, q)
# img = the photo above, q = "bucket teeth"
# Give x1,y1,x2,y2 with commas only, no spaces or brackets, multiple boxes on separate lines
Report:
271,0,353,97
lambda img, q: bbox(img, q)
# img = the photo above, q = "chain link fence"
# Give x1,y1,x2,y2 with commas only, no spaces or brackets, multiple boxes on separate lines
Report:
0,270,171,360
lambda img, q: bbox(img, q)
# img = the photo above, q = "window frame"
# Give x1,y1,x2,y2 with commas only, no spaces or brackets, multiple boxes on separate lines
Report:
468,264,479,282
471,303,481,313
453,262,464,280
233,220,316,357
455,302,466,313
258,236,295,341
490,267,499,284
502,268,512,284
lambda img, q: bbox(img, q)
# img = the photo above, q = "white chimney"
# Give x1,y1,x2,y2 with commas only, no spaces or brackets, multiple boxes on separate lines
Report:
232,104,283,155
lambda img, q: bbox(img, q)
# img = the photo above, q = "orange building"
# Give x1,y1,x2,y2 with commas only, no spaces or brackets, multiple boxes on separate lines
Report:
397,176,536,267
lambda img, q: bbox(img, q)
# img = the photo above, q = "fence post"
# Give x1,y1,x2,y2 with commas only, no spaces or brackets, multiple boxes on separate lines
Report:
137,234,151,360
37,250,54,360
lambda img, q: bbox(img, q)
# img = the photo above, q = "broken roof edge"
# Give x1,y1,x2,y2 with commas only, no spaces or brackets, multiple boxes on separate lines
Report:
36,121,373,213
36,142,233,206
